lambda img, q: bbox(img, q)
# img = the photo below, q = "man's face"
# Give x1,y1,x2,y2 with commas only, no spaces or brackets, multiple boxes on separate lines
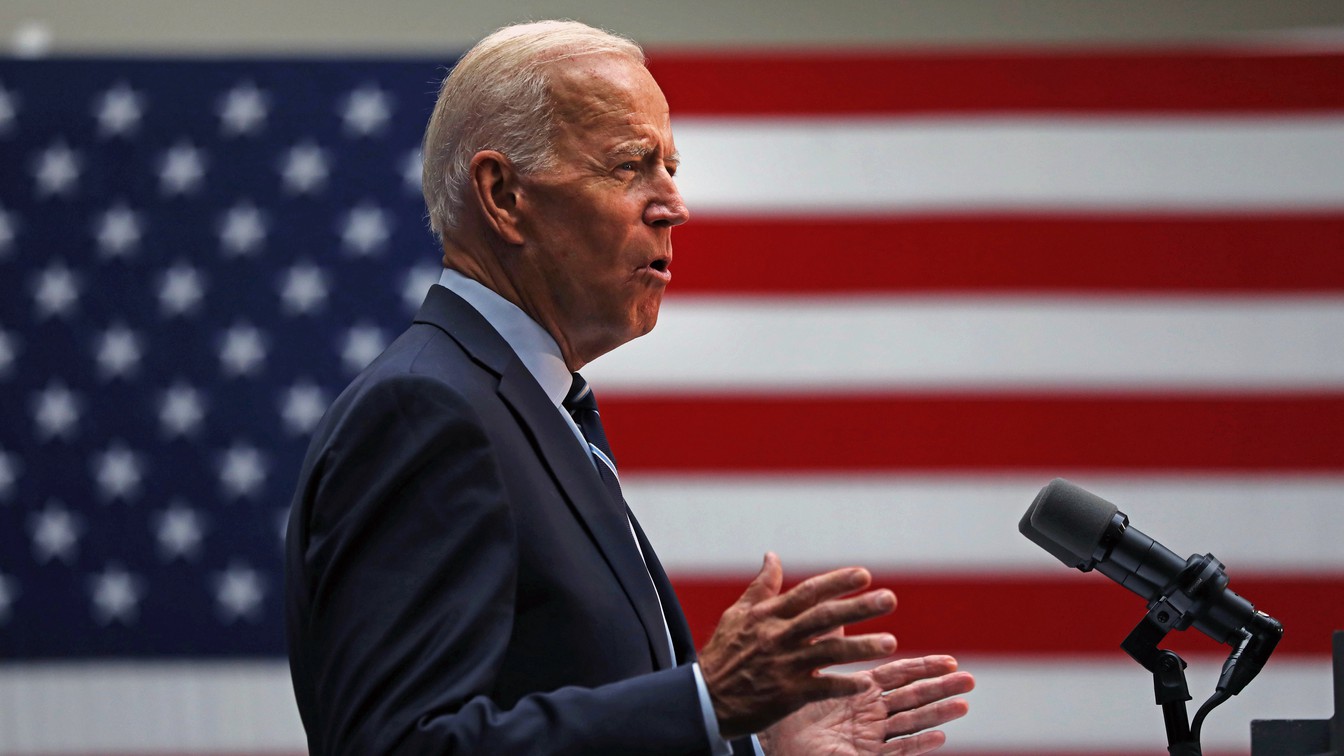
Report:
510,54,689,367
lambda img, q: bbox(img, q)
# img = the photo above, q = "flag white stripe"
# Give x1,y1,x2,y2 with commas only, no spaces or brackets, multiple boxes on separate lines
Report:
626,474,1344,571
0,662,305,753
672,116,1344,213
587,296,1344,392
0,658,1327,752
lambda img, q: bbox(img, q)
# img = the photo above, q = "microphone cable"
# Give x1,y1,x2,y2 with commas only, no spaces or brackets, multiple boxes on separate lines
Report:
1190,688,1232,747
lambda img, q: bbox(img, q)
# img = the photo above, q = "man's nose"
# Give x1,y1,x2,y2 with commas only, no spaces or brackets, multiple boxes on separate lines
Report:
646,172,690,227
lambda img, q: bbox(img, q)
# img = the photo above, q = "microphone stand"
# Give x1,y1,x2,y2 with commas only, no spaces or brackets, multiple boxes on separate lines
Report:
1122,606,1203,756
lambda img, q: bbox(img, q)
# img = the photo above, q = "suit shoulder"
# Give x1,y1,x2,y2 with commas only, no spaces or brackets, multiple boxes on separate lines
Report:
330,323,495,420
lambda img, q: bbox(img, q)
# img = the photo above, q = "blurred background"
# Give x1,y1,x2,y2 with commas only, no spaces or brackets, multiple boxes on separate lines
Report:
1,2,1342,754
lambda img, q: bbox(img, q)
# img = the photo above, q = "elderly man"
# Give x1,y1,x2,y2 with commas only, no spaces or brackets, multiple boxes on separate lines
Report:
285,20,973,755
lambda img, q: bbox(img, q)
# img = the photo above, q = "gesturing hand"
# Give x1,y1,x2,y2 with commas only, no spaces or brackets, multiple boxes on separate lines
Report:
759,655,975,756
697,553,899,739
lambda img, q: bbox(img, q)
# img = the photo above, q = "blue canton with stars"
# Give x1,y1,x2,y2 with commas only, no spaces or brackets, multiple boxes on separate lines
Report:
0,57,458,658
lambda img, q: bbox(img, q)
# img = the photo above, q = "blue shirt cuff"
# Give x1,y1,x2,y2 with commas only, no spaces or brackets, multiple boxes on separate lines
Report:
692,662,734,756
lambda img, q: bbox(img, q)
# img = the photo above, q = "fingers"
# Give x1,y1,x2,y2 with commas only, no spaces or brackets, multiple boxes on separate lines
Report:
737,552,784,606
882,729,948,756
882,670,975,717
800,670,877,703
785,589,896,643
798,632,897,671
885,694,970,740
698,557,903,738
875,656,974,750
872,655,960,691
767,566,871,619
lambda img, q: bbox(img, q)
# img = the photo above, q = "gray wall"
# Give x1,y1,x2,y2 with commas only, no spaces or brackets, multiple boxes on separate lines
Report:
4,0,1344,55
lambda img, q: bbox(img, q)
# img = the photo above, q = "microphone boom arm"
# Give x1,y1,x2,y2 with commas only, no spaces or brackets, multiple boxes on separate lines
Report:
1021,479,1285,754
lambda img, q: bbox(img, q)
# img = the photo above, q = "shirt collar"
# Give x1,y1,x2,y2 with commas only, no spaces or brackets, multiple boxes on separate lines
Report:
437,268,572,409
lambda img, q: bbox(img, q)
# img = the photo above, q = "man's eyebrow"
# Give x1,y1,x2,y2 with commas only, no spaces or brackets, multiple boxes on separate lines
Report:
608,143,680,163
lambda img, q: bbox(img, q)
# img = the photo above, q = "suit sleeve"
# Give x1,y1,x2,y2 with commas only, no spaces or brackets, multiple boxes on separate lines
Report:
288,373,712,755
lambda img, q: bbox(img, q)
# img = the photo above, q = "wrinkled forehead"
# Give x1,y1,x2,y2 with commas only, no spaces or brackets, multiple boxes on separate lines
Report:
545,54,670,129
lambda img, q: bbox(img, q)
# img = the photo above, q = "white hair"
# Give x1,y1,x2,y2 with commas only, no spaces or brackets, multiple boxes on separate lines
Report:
421,20,645,241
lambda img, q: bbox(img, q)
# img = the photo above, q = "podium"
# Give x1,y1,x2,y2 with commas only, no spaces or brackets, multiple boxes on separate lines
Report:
1251,631,1344,756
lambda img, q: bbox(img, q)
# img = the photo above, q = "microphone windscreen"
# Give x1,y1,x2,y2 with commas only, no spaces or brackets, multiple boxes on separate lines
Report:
1026,479,1118,566
1018,499,1088,567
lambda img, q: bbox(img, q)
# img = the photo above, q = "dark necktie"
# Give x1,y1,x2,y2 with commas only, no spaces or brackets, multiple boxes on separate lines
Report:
563,372,624,502
564,372,681,665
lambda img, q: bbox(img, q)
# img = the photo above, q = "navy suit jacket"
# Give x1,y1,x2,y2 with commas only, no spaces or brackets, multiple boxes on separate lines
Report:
286,284,750,754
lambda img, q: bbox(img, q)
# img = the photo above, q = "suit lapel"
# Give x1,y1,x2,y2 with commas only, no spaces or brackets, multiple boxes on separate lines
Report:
497,364,674,671
416,285,673,671
629,508,696,664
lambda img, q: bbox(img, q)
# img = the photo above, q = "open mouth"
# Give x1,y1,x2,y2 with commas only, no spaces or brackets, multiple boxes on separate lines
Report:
649,258,669,273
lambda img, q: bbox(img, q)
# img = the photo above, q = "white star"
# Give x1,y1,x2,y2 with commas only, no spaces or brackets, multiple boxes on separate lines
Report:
91,441,143,502
152,501,206,561
159,141,207,195
339,203,391,257
94,323,143,380
0,572,16,625
218,202,267,256
341,324,388,373
213,561,266,623
29,499,82,564
0,83,17,135
0,327,17,378
93,204,142,258
278,262,329,315
32,381,82,441
340,84,393,137
218,323,267,377
219,442,267,500
0,448,19,500
13,21,52,58
94,82,144,137
88,564,145,626
401,264,441,313
32,141,81,197
218,81,269,136
158,261,206,316
279,142,330,194
280,380,329,435
0,205,17,256
159,382,206,438
401,149,423,194
31,260,81,320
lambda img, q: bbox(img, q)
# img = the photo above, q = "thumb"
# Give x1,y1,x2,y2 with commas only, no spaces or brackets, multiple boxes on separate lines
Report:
738,551,783,606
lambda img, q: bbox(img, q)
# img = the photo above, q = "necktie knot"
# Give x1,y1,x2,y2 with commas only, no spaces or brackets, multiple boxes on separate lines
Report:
563,372,596,414
564,372,618,474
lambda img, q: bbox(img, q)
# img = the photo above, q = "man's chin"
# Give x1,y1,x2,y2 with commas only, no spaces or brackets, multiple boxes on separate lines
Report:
633,303,661,338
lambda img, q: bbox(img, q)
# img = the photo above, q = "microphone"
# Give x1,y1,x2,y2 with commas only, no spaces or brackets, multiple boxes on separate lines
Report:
1020,478,1282,695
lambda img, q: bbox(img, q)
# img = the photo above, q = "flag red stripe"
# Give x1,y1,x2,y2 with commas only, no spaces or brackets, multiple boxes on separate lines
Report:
668,213,1344,294
602,393,1344,472
670,573,1344,657
647,50,1344,115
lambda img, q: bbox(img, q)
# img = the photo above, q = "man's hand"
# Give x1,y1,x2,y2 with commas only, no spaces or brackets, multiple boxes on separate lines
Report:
759,655,974,756
698,553,900,738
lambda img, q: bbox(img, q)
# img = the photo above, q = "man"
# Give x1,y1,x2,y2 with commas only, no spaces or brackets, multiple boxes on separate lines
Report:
285,20,973,755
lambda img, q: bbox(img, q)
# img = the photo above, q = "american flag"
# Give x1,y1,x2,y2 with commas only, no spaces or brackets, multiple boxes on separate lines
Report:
1,48,1342,755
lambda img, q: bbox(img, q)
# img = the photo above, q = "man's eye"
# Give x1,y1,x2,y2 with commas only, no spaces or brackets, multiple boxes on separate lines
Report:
617,162,637,172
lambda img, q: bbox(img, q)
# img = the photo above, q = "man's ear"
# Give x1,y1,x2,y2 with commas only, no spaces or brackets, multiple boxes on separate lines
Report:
469,150,526,245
